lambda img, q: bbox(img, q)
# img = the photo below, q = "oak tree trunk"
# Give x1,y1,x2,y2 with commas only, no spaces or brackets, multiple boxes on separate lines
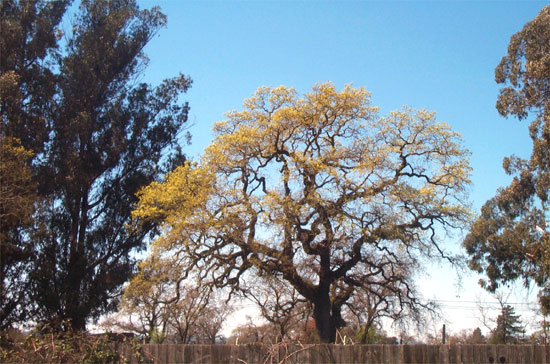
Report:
313,289,337,343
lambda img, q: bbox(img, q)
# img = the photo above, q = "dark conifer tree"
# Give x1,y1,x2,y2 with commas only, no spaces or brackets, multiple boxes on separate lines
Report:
0,0,70,330
491,305,524,344
28,0,191,331
2,0,191,331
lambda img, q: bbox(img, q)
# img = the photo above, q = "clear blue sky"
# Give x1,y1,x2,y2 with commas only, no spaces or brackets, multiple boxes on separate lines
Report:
136,0,547,336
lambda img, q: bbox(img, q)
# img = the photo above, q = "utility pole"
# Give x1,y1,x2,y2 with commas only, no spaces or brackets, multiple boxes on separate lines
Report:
442,324,446,344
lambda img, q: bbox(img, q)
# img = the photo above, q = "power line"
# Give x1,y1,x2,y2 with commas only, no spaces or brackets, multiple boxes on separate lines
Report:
430,299,536,306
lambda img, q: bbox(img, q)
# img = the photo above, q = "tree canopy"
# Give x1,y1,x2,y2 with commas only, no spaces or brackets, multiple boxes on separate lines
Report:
0,0,69,329
0,137,36,329
133,83,471,342
0,0,191,331
463,6,550,301
0,0,68,154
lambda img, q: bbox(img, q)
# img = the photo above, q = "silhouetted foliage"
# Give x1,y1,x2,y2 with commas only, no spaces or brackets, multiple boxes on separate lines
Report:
0,0,70,330
490,305,524,344
0,0,191,331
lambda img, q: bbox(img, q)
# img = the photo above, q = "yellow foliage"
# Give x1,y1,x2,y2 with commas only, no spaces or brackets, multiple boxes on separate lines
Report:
131,83,472,327
133,161,215,228
0,137,36,232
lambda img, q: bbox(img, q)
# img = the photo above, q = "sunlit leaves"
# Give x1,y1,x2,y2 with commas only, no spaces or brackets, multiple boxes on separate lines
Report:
134,82,471,342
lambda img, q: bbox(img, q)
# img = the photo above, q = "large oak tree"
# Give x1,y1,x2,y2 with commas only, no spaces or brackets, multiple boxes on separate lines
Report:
133,83,471,343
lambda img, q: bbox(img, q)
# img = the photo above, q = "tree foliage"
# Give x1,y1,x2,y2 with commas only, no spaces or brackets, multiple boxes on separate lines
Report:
463,6,550,299
134,83,471,342
426,327,486,345
490,305,524,344
0,0,68,329
0,0,68,153
0,137,36,329
469,327,486,344
0,0,191,331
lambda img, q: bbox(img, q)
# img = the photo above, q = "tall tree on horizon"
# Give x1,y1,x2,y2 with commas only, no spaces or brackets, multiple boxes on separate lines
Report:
491,305,524,344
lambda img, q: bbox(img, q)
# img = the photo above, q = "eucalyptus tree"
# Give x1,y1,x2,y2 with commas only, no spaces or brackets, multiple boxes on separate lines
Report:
0,0,69,330
26,0,191,331
464,6,550,309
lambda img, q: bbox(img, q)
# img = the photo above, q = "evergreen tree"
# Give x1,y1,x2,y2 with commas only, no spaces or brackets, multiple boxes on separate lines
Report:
0,0,69,330
464,6,550,308
468,327,485,344
1,0,192,331
491,305,524,344
31,0,191,331
0,0,68,152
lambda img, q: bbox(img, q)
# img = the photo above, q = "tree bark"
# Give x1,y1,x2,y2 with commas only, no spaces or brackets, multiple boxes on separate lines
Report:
313,288,336,343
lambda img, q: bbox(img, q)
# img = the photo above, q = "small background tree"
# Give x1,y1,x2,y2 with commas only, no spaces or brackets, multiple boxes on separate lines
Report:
490,305,525,344
104,253,233,344
240,274,312,342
